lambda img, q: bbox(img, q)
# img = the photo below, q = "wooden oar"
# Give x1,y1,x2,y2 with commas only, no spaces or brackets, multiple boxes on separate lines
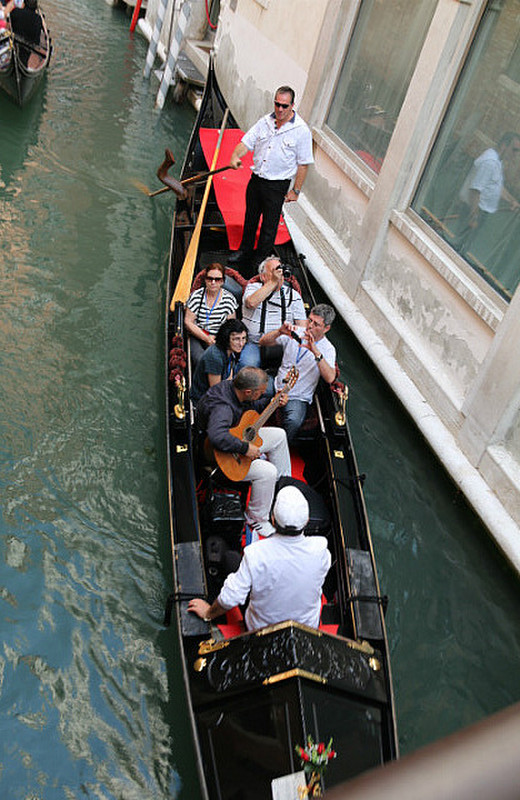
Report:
134,165,233,198
170,109,230,309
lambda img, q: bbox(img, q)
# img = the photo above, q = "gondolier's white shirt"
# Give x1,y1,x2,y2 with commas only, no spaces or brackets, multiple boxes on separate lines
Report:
217,533,331,631
241,112,314,181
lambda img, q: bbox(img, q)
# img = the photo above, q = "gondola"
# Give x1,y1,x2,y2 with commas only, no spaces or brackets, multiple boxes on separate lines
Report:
164,59,398,799
0,8,51,106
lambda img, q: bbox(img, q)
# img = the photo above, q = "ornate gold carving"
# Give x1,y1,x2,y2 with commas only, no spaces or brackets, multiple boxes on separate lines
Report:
369,657,381,672
198,638,230,655
174,376,186,419
334,384,348,427
299,771,322,798
333,450,344,459
263,668,327,686
255,620,322,638
194,657,207,672
350,639,375,655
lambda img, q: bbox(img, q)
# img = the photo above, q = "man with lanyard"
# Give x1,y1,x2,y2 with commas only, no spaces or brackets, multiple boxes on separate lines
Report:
238,256,307,374
259,304,336,442
228,85,314,268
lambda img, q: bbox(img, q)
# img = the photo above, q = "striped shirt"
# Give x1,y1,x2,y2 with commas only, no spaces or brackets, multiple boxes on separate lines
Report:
186,287,237,334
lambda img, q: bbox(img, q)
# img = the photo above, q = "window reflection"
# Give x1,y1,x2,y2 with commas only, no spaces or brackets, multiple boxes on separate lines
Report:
327,0,434,173
413,0,520,300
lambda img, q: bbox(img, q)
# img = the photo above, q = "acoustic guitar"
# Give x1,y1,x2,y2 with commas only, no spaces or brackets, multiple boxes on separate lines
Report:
212,367,299,482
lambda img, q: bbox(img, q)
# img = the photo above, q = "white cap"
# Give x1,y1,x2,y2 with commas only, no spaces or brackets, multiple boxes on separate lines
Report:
272,485,309,533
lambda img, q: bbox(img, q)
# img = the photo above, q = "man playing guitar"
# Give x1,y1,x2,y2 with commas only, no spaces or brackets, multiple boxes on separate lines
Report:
196,367,291,541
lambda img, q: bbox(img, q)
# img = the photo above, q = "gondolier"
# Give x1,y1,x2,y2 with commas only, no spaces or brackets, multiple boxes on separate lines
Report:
228,85,314,268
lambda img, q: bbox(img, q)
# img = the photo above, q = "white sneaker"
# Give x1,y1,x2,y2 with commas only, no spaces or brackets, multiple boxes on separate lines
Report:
244,519,275,544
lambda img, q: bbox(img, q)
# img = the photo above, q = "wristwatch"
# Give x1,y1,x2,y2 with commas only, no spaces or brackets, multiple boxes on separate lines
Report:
293,188,300,195
315,353,323,363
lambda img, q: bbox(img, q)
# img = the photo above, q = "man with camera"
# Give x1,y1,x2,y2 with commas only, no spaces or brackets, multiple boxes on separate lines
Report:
259,304,336,442
239,256,307,372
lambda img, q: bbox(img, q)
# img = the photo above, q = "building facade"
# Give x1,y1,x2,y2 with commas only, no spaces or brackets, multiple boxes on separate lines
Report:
211,0,520,570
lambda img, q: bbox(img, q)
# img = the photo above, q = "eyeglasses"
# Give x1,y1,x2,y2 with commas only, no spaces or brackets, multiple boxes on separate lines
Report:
206,276,223,282
274,102,290,109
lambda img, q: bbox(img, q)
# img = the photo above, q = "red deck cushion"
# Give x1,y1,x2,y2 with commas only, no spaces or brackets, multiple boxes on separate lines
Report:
199,128,291,250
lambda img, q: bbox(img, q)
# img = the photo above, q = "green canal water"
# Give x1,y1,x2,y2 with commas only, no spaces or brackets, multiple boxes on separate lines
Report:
0,1,519,797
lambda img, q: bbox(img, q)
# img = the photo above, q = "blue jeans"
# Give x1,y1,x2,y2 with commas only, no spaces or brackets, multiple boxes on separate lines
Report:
282,399,309,443
237,343,274,396
237,342,261,369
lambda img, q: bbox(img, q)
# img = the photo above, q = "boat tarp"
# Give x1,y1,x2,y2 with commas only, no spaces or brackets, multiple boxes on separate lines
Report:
199,127,291,249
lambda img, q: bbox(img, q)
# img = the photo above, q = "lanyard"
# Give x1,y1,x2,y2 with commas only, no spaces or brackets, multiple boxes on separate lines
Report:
204,289,221,329
296,344,309,364
225,353,236,379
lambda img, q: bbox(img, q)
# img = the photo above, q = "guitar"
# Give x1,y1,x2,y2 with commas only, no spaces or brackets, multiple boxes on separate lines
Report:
212,367,299,482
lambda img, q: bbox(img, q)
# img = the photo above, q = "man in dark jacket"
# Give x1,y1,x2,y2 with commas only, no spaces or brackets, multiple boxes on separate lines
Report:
197,367,290,540
10,0,43,67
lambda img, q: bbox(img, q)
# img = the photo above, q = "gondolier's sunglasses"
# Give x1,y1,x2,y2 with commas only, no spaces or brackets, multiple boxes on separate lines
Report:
274,101,291,109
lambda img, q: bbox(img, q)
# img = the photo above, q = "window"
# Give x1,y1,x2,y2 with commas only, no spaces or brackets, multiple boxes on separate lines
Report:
326,0,435,174
413,0,520,300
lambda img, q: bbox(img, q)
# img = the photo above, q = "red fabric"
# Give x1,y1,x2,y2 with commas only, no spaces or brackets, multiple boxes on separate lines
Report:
199,128,291,250
290,452,306,482
355,150,383,174
217,605,246,638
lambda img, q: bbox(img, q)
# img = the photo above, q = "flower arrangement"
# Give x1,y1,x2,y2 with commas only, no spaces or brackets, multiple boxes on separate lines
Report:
296,735,337,773
295,736,337,797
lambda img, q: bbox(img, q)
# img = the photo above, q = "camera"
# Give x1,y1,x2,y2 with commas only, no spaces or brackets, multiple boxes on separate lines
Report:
281,263,292,279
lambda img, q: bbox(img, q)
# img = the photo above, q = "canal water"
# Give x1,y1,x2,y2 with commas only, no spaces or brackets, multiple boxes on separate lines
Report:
0,1,519,798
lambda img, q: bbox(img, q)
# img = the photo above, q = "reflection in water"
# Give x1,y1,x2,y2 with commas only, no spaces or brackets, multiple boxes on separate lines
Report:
0,0,199,797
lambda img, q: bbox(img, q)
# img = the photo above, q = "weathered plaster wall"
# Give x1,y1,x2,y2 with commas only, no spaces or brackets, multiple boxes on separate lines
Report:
214,0,327,130
212,0,520,559
373,227,492,408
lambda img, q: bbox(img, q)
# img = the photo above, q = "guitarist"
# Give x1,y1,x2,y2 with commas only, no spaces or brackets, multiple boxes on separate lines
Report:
197,367,291,540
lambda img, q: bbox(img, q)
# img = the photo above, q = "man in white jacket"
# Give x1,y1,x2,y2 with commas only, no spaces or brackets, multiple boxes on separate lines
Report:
188,485,331,631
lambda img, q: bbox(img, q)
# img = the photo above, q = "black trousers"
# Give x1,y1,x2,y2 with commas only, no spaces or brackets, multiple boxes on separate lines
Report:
239,173,291,259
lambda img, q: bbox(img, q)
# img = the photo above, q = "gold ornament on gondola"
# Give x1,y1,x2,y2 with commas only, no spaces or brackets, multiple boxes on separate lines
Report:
334,384,349,427
174,375,186,419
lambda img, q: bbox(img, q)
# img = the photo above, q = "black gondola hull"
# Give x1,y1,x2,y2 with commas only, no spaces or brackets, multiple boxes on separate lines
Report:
0,12,51,106
164,59,398,799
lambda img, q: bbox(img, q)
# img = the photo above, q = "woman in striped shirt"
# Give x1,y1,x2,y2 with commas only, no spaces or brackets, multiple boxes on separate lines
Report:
185,263,238,366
